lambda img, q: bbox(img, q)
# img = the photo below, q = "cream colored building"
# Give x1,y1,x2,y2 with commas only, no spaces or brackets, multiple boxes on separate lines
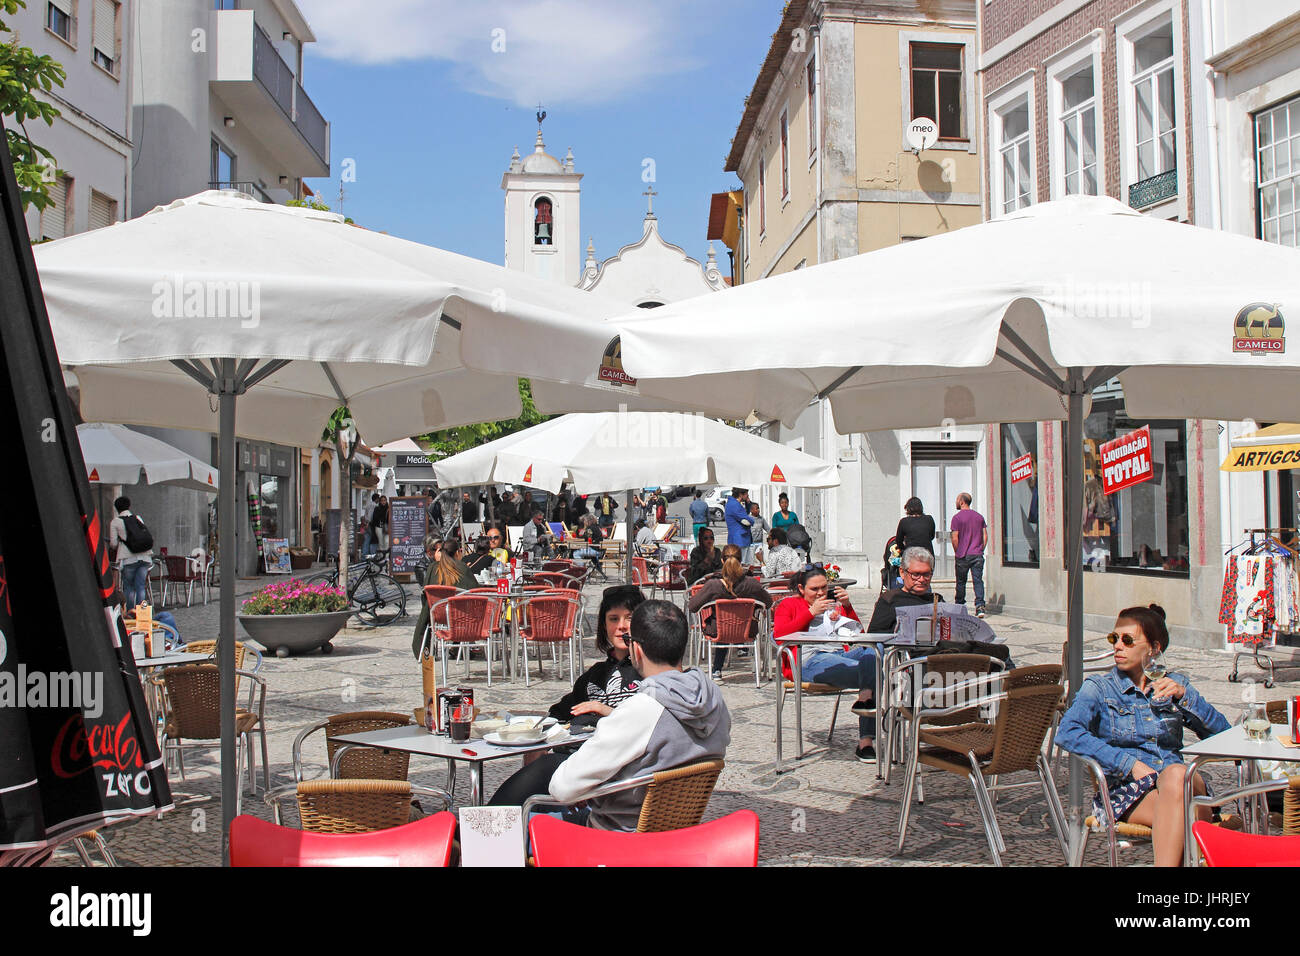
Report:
726,0,983,586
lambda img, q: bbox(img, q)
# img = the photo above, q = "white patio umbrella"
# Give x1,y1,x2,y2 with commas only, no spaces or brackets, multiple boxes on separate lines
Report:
611,195,1300,858
34,190,655,857
77,422,218,493
433,411,840,575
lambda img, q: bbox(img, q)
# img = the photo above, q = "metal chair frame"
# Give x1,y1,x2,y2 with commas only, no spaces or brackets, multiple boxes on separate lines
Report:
424,593,503,687
516,591,583,687
693,598,768,688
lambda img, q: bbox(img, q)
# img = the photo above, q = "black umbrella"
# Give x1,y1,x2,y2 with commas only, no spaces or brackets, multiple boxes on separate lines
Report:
0,122,172,854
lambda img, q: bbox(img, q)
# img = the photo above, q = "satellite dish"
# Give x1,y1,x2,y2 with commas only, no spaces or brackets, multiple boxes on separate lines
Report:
906,117,938,152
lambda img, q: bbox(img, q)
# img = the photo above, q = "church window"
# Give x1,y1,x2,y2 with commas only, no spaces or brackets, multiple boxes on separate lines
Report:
534,197,554,245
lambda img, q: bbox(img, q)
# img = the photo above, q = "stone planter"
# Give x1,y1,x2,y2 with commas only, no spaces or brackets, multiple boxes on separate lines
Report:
236,610,352,658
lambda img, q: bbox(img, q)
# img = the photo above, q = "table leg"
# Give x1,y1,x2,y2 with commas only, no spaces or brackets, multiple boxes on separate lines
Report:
794,654,804,761
875,649,885,780
1182,755,1207,867
470,763,483,805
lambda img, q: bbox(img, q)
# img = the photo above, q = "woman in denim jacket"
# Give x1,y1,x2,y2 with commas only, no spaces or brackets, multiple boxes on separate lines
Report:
1056,604,1229,867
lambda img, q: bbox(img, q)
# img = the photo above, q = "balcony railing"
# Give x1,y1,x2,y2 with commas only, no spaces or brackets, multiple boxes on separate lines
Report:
210,181,272,203
250,21,329,169
1128,169,1177,209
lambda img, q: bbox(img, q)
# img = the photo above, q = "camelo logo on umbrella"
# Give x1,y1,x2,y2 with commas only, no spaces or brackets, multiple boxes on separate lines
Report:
1233,303,1285,354
597,337,638,386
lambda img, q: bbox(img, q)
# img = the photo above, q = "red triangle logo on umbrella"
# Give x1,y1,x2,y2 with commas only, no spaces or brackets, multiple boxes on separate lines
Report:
88,468,99,482
523,464,533,483
207,474,214,485
770,465,786,483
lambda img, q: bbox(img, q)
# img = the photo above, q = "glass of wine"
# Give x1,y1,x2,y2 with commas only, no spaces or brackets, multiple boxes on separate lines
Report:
1142,649,1168,692
1244,702,1272,743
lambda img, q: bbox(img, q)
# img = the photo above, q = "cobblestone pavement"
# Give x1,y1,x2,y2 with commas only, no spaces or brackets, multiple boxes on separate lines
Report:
56,568,1299,867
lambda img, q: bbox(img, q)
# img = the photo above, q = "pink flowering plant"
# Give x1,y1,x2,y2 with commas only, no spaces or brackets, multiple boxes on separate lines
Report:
240,579,347,615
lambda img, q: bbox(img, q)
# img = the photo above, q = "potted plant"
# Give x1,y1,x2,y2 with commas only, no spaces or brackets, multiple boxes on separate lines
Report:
236,579,351,657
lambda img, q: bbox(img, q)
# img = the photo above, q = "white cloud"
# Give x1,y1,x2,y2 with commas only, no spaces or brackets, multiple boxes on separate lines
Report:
296,0,702,106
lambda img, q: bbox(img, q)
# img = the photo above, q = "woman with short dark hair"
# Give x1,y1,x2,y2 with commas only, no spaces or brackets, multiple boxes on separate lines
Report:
894,496,936,563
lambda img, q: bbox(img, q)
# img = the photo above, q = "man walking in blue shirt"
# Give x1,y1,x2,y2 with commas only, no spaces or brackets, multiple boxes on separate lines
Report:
688,491,710,543
724,488,754,564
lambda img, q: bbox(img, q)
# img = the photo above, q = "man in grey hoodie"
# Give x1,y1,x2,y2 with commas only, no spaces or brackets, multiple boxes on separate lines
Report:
549,600,731,831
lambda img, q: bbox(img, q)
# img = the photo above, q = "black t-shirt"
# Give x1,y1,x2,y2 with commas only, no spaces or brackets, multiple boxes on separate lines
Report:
895,514,935,554
867,588,945,633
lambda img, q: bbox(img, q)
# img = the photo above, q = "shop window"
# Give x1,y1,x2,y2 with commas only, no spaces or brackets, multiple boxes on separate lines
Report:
1071,385,1189,575
1001,423,1039,566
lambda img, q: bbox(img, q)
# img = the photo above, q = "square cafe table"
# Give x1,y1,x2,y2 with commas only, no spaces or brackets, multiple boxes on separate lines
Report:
1180,724,1300,865
775,630,935,775
330,723,592,805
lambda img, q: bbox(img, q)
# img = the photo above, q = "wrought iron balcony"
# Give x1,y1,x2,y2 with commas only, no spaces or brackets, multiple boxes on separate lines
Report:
210,181,272,203
252,22,329,168
1128,169,1177,209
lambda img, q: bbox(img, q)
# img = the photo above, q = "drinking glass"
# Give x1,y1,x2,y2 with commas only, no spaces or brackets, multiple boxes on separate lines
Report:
1244,702,1272,743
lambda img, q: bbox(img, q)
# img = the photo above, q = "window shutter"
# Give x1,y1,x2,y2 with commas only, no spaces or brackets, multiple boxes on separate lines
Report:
40,177,69,240
93,0,116,60
88,190,116,230
49,0,73,14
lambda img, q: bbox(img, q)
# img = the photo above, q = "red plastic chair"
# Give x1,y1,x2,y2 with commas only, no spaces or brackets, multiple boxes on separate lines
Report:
517,592,581,687
530,810,759,867
229,811,458,866
428,594,502,687
530,571,579,591
421,585,460,640
1192,820,1300,866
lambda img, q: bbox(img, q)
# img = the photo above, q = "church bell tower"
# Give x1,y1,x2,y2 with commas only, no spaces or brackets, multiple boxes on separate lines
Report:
501,109,582,284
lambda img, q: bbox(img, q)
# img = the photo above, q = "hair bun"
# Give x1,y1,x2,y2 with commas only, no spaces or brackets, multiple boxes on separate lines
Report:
1147,603,1166,621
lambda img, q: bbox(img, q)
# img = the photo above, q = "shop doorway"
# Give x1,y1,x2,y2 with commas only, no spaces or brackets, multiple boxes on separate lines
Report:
911,442,978,579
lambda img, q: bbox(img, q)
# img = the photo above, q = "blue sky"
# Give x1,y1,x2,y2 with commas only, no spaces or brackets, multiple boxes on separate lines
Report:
294,0,781,272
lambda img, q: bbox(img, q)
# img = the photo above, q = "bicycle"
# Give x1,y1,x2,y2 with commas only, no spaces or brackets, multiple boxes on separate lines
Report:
304,551,407,626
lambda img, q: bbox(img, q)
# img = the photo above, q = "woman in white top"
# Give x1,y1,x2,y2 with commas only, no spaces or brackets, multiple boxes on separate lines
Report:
109,495,154,607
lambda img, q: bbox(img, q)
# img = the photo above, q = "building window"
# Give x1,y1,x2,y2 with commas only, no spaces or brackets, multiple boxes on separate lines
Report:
779,110,789,200
46,0,74,43
996,98,1032,214
533,196,553,245
758,155,766,235
1257,97,1300,247
807,58,817,156
1131,21,1175,182
911,43,964,140
1073,384,1189,576
1061,65,1097,196
1001,423,1039,567
39,174,71,240
214,0,239,8
87,189,116,230
210,138,236,185
91,0,119,75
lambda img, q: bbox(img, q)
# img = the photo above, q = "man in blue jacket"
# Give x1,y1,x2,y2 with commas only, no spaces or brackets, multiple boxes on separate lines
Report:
724,488,753,563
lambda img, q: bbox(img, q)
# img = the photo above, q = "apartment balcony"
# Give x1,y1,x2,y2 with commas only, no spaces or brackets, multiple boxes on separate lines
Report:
1128,169,1177,210
209,10,330,178
210,181,272,203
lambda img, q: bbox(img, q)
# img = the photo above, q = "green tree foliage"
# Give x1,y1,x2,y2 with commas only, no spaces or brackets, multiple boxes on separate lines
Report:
0,0,67,212
419,379,549,456
286,195,353,224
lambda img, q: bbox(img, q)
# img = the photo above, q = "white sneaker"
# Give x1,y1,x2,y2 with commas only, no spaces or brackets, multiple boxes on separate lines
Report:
711,670,723,684
976,607,987,619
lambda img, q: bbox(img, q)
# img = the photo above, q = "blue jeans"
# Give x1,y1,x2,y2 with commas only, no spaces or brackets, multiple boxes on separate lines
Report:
954,555,985,607
121,560,150,607
802,645,877,736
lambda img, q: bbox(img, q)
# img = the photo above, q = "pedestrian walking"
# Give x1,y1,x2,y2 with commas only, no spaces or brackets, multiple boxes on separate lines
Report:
109,496,154,608
950,492,988,617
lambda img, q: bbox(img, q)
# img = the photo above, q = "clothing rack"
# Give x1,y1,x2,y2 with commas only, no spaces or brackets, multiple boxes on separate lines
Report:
1226,527,1300,688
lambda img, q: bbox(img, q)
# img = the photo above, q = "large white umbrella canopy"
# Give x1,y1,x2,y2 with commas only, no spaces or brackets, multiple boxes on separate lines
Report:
611,195,1300,861
77,422,218,492
34,190,655,856
432,411,841,492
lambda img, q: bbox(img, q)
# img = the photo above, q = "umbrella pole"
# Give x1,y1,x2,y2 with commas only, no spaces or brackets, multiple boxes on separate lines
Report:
625,490,633,582
1065,370,1086,864
217,361,238,865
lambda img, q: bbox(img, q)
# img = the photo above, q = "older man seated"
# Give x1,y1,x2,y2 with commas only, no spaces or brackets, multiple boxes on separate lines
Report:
866,546,945,633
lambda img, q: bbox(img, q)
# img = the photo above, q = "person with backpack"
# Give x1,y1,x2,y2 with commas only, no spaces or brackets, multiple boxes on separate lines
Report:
109,496,154,608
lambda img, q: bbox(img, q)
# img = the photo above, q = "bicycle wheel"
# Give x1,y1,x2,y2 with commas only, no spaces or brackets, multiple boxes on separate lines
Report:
353,572,407,625
302,570,337,588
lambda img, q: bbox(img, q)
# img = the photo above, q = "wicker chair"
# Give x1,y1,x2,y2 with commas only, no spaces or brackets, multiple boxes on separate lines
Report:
897,672,1067,865
884,652,1005,784
292,711,415,782
265,779,452,834
158,664,267,812
521,758,725,836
